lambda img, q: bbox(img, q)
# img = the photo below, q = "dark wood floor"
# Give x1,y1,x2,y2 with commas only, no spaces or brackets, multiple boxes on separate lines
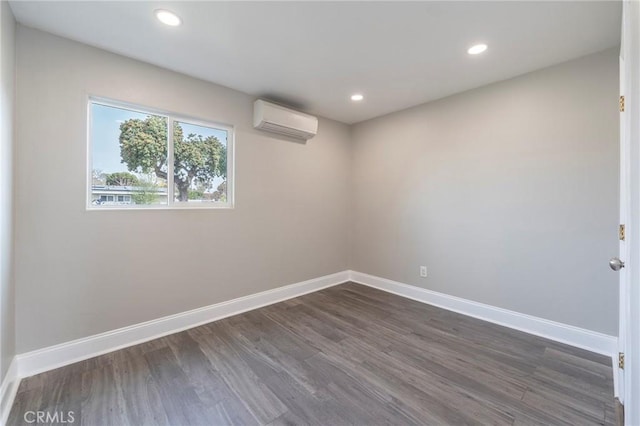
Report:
9,282,616,425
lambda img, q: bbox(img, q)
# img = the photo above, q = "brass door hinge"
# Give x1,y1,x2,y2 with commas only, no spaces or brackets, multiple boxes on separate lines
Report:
619,352,625,369
620,224,626,241
620,95,625,112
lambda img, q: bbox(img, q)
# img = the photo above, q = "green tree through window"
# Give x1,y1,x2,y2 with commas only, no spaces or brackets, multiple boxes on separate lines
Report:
119,116,227,202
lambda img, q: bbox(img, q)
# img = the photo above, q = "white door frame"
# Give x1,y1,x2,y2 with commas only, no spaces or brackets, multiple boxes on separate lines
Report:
621,2,640,425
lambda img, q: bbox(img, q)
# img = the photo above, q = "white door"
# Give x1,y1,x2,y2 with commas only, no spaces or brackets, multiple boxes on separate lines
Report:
615,44,628,405
619,2,640,424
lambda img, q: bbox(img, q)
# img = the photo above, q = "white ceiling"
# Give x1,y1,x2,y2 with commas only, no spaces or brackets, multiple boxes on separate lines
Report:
9,1,621,124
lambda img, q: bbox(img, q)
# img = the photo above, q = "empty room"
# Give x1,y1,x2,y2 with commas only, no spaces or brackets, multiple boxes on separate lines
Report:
1,1,640,425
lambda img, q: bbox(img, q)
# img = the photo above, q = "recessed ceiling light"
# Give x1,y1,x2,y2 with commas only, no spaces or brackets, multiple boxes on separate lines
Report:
155,9,182,27
351,94,364,101
467,44,488,55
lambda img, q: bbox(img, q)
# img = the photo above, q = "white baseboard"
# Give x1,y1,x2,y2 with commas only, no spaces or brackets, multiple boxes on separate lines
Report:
0,357,20,425
16,271,349,380
348,270,618,357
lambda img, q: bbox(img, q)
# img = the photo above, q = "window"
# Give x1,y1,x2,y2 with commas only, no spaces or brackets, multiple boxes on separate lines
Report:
88,98,233,209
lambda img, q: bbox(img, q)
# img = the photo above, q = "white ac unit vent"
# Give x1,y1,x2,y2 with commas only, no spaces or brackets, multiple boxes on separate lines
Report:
253,100,318,141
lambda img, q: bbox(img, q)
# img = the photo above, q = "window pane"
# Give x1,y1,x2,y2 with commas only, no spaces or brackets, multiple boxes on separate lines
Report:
91,103,168,206
172,121,228,203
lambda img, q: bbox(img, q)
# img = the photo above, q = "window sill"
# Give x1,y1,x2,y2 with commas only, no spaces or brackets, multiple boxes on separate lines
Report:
86,203,234,211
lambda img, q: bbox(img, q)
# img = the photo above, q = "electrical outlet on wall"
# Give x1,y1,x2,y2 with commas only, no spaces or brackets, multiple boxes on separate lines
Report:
420,266,427,278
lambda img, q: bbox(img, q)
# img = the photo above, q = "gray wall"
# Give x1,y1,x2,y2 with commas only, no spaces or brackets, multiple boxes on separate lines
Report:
0,0,16,380
14,27,351,353
13,26,619,353
351,48,620,335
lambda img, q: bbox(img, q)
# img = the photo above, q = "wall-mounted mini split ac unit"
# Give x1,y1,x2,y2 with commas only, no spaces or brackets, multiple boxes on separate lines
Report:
253,100,318,141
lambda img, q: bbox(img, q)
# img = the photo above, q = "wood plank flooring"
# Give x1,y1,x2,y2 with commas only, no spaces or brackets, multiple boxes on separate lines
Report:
8,282,616,425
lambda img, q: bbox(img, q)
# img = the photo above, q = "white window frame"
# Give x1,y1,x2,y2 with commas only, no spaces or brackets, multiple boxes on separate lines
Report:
87,96,235,210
